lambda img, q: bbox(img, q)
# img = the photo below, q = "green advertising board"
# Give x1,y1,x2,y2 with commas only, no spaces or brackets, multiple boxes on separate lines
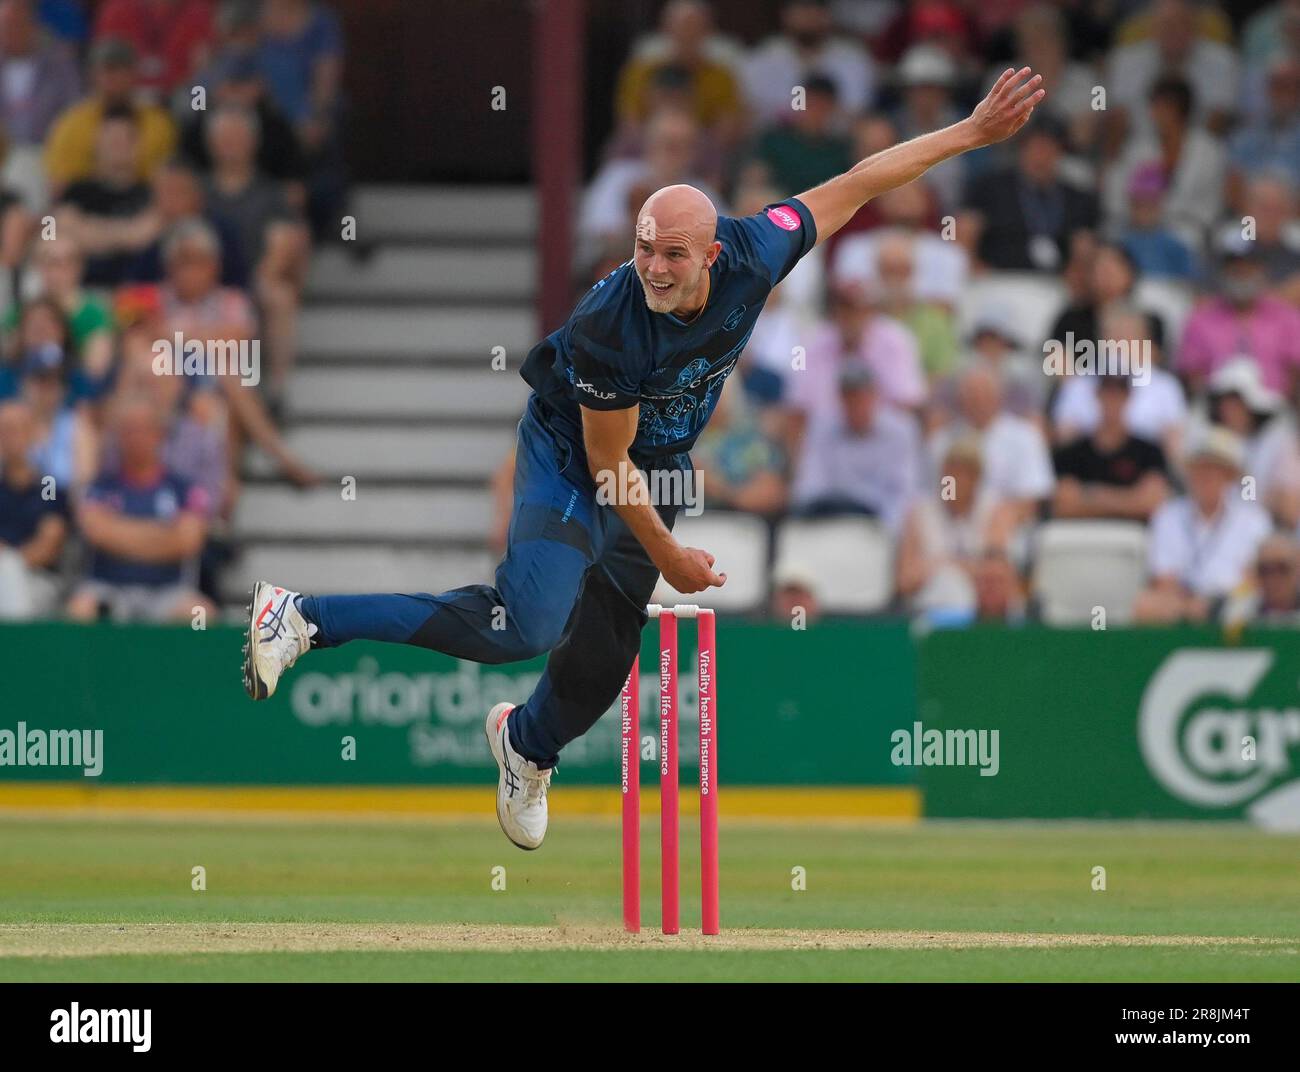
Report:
0,620,915,787
917,626,1300,824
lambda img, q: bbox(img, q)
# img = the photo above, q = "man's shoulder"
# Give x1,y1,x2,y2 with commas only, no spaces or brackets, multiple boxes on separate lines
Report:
566,264,644,351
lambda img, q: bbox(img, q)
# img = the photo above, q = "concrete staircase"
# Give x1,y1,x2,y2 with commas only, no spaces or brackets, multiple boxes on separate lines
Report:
226,185,537,603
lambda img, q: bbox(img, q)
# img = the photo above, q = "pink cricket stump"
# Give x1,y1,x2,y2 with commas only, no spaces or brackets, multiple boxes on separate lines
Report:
697,609,719,935
620,657,640,933
659,611,679,935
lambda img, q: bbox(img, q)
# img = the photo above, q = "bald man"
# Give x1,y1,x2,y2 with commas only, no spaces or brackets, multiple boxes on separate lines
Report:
244,68,1045,850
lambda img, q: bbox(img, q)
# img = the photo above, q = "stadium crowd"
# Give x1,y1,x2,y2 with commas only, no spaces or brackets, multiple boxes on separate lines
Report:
576,0,1300,627
0,0,342,622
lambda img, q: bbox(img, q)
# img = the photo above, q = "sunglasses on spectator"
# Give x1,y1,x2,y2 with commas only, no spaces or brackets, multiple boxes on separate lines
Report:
1258,560,1295,575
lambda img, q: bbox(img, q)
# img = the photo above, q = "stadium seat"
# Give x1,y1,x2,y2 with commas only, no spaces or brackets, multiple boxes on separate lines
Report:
957,271,1067,350
651,512,770,613
1031,520,1149,625
772,517,893,613
1132,277,1194,353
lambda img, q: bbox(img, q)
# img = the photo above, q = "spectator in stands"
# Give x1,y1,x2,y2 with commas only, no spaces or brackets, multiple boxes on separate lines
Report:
614,0,743,159
896,434,991,620
950,307,1046,421
972,550,1027,624
872,229,957,380
107,316,230,518
125,158,249,287
889,44,966,211
744,0,876,122
769,560,821,624
1115,160,1198,283
691,380,786,515
183,47,308,197
1225,53,1300,212
959,111,1098,273
1044,241,1138,372
258,0,342,128
1239,2,1300,122
994,3,1101,155
0,397,67,619
15,333,96,491
1135,426,1273,623
786,279,925,440
745,74,851,198
66,393,213,623
929,361,1054,553
1103,74,1226,253
1242,0,1300,68
1052,305,1188,462
1104,0,1238,152
789,364,921,532
832,177,967,309
92,0,214,99
0,0,80,207
1221,533,1300,625
1051,373,1171,522
1217,173,1300,305
156,218,317,486
1206,357,1300,528
579,108,723,270
43,37,177,195
0,155,32,283
204,104,309,403
8,240,115,392
1177,233,1300,396
52,107,154,286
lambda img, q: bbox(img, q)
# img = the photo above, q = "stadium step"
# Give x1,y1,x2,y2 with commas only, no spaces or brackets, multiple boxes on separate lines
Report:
297,303,536,359
225,545,493,601
285,367,529,420
234,485,494,540
244,424,515,480
305,245,534,302
346,185,535,243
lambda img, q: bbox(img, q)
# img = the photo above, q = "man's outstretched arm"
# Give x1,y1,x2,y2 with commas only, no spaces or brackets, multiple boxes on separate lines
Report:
797,66,1046,246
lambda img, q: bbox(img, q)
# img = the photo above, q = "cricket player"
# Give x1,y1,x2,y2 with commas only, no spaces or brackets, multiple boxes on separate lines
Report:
244,68,1045,849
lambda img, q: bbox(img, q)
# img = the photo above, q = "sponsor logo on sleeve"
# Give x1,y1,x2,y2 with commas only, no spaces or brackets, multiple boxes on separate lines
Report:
765,205,800,231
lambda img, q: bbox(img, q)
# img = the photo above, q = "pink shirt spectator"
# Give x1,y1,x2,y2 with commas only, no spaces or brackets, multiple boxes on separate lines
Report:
788,318,926,419
1177,296,1300,393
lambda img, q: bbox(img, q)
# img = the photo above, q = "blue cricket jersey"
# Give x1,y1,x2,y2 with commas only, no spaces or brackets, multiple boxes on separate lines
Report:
520,198,817,462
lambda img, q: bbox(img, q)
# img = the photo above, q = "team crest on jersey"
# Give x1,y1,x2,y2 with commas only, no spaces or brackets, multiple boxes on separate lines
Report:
723,305,746,331
672,358,711,391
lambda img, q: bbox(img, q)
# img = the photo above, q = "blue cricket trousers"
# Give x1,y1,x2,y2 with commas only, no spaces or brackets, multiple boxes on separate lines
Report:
299,394,684,768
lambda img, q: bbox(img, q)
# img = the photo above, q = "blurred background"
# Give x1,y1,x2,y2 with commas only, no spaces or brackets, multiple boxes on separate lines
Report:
1,0,1299,826
3,0,1300,629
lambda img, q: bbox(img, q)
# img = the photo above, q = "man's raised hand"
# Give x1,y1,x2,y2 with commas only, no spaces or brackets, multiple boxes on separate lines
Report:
968,67,1046,147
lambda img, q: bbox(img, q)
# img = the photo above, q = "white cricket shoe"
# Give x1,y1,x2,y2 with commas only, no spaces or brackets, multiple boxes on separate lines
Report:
485,702,551,850
243,581,317,700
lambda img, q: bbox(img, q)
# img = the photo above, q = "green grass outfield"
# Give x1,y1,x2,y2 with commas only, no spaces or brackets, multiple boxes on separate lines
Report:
1,815,1297,982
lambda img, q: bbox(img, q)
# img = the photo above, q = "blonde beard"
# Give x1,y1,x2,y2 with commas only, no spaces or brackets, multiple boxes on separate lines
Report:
639,269,705,315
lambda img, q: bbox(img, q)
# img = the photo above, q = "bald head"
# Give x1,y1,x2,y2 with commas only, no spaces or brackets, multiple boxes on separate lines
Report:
637,184,717,247
633,184,721,316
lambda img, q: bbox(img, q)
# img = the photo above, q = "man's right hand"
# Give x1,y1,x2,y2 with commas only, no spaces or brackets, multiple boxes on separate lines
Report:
657,544,727,594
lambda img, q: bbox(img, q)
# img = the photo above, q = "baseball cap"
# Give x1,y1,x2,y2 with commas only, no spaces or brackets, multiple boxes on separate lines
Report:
1209,357,1282,414
897,45,957,88
1187,425,1246,470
